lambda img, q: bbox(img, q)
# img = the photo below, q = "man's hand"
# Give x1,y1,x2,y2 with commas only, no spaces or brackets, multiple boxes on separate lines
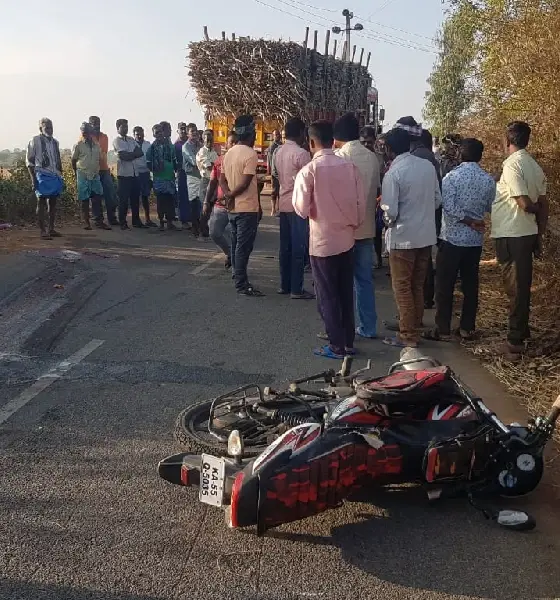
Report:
469,219,485,233
223,194,235,211
30,179,37,192
202,201,212,217
258,206,263,222
534,235,544,259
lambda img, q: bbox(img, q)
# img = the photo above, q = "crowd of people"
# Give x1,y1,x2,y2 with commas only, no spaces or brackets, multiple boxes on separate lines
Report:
26,117,216,236
25,112,548,361
267,113,547,360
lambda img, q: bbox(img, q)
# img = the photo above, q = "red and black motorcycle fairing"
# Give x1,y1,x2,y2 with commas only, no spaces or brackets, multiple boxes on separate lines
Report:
230,367,486,534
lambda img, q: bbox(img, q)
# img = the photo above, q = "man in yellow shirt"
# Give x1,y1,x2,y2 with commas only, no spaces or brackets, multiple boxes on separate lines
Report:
491,121,548,356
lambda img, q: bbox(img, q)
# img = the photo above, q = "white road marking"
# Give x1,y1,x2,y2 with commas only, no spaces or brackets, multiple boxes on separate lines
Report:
190,253,223,275
0,339,104,426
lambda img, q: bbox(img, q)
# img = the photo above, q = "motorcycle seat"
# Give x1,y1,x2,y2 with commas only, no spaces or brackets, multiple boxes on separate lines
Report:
356,366,455,407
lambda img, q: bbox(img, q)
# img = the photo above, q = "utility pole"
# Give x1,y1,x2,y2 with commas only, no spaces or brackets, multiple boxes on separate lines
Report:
332,9,363,62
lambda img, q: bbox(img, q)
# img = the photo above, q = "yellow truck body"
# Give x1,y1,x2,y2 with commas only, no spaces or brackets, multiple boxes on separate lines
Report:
205,116,283,173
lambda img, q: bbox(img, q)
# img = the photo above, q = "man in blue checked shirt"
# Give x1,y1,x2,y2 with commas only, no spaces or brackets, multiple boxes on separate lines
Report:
425,138,496,342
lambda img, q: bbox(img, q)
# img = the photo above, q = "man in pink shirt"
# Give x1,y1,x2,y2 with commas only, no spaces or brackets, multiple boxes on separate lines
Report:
293,120,366,359
273,117,314,299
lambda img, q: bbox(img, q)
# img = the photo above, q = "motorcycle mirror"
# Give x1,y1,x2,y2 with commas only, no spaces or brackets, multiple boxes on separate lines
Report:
495,510,536,532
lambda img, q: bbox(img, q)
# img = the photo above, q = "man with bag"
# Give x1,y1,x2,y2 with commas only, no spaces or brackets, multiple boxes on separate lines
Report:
26,118,65,239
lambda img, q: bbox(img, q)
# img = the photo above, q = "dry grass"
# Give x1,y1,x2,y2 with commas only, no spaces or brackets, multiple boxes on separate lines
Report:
460,231,560,443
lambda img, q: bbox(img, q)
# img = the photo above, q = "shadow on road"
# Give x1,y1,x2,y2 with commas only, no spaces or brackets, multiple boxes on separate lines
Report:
267,487,560,600
0,579,164,600
0,579,303,600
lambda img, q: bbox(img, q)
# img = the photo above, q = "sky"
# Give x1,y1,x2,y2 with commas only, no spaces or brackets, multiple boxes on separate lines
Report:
0,0,443,149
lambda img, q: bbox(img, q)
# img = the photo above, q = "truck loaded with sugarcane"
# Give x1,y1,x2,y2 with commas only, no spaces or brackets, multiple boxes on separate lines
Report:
188,26,380,173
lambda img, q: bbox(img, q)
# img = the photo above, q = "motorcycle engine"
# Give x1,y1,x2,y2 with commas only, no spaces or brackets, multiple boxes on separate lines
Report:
494,435,544,497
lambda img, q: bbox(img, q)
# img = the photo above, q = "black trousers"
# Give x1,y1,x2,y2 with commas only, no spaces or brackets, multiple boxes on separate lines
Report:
117,176,141,225
374,226,383,266
156,194,175,224
424,252,436,308
423,208,443,307
435,241,482,335
310,248,355,355
495,235,537,345
229,212,259,291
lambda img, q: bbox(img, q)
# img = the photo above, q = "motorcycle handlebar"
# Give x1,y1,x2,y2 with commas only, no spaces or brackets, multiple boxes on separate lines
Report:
291,368,336,385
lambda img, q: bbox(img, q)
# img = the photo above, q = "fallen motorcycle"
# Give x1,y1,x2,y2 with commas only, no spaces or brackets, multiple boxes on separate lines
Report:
159,349,560,534
172,355,369,457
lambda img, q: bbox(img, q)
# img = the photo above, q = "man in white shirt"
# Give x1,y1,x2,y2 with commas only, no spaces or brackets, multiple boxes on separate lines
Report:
113,118,144,230
26,117,64,239
491,121,548,356
182,123,202,237
334,113,381,339
133,126,157,227
381,128,441,347
197,129,218,239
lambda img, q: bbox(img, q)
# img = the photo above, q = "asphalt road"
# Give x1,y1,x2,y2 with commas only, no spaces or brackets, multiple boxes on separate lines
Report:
1,212,560,600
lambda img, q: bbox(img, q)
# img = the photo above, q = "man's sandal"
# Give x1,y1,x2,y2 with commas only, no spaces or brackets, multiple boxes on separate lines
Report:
313,345,344,359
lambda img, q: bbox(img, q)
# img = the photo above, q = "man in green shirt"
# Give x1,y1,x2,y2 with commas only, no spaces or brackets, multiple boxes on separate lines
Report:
146,123,179,231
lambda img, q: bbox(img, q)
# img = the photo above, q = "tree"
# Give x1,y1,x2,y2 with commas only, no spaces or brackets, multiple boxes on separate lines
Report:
423,1,479,136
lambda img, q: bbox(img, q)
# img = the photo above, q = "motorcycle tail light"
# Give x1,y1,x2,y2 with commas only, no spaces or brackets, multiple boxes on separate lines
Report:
180,464,190,486
229,472,245,528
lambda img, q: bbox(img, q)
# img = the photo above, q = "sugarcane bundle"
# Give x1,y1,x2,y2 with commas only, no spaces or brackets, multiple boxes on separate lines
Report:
188,38,371,122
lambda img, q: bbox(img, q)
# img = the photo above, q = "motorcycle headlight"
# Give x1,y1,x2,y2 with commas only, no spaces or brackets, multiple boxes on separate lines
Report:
227,430,244,458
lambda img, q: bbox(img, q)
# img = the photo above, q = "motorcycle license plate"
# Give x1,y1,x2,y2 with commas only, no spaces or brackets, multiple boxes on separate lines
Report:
199,454,225,507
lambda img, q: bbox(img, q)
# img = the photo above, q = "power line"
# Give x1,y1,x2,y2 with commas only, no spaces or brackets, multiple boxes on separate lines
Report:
356,30,437,54
274,0,339,26
373,0,397,15
254,0,436,54
286,0,338,12
252,0,334,32
366,0,399,20
354,14,434,41
356,27,436,53
276,0,433,43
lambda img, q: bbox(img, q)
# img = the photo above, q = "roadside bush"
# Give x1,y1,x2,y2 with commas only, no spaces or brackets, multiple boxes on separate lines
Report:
0,159,80,224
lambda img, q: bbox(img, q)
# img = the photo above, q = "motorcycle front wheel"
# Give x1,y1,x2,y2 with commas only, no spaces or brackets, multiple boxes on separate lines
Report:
174,399,278,458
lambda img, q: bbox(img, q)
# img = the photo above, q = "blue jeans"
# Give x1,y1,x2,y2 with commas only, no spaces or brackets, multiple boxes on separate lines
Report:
304,217,310,267
209,207,231,258
229,212,259,291
279,211,308,294
354,238,377,337
176,170,190,223
94,170,117,221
